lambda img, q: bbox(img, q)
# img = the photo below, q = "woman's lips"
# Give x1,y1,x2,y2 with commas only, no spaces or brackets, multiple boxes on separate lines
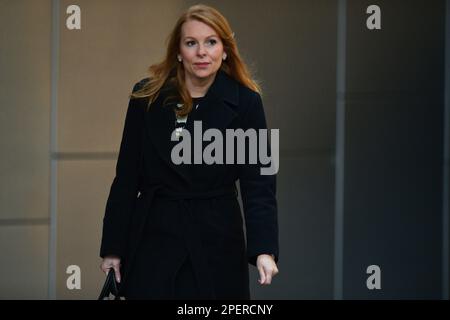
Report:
194,63,210,68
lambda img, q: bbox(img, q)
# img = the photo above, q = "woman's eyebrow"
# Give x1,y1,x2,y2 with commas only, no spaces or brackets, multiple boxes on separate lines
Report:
183,34,217,40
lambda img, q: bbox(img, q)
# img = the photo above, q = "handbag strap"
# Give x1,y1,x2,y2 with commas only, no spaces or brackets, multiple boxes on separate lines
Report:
98,269,120,300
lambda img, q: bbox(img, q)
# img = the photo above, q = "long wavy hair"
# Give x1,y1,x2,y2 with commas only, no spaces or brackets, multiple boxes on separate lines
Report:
130,4,262,117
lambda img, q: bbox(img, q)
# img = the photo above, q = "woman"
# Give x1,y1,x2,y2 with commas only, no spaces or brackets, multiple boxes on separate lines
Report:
99,4,279,300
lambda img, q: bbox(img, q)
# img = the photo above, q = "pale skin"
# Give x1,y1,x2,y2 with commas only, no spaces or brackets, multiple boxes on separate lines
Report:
101,19,279,286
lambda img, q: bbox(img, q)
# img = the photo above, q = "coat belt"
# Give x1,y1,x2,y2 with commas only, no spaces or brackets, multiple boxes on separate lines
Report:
130,185,238,299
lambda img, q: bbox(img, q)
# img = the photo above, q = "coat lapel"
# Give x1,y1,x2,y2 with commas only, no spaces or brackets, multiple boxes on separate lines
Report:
144,69,239,167
144,90,177,166
191,69,239,132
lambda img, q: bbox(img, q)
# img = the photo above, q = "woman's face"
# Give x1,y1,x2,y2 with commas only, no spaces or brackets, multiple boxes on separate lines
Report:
179,19,225,82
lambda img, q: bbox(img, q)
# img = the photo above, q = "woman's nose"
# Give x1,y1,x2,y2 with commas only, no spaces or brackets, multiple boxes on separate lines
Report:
197,44,206,56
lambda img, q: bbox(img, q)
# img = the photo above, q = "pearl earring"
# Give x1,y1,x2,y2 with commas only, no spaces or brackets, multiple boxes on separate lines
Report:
177,55,182,62
223,53,227,60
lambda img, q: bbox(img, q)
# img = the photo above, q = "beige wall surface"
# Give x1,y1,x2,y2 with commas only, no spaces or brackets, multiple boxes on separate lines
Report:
0,0,51,299
57,0,183,299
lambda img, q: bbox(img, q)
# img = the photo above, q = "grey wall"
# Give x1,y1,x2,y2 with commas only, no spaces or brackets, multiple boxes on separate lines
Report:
343,0,446,299
0,0,447,299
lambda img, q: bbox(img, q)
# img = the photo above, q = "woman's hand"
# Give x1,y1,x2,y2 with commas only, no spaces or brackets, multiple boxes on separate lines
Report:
256,254,279,285
100,255,122,283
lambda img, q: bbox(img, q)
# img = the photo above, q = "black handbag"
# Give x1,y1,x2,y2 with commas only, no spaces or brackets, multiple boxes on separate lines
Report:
98,269,123,300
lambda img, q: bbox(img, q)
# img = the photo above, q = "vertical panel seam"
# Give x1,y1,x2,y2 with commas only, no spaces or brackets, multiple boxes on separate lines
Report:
334,0,347,300
49,0,60,300
442,0,450,301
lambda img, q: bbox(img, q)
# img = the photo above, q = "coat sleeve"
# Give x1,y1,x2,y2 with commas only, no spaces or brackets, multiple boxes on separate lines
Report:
99,80,147,259
238,91,279,266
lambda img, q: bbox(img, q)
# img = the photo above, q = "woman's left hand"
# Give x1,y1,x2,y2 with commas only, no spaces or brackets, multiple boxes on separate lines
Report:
256,254,279,285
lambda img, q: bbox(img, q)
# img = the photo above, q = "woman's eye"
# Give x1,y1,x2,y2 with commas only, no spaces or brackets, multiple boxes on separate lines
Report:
185,39,217,47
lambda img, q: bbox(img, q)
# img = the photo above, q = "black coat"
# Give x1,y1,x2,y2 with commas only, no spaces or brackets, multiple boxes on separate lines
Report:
100,69,279,299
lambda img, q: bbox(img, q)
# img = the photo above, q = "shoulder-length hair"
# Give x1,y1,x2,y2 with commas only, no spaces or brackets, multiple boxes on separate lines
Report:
130,3,262,116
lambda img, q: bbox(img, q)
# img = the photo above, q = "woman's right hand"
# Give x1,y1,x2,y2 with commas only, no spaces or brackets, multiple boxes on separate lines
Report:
100,255,121,283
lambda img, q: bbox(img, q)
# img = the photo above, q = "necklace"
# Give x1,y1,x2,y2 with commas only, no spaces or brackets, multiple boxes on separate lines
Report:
174,100,201,138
